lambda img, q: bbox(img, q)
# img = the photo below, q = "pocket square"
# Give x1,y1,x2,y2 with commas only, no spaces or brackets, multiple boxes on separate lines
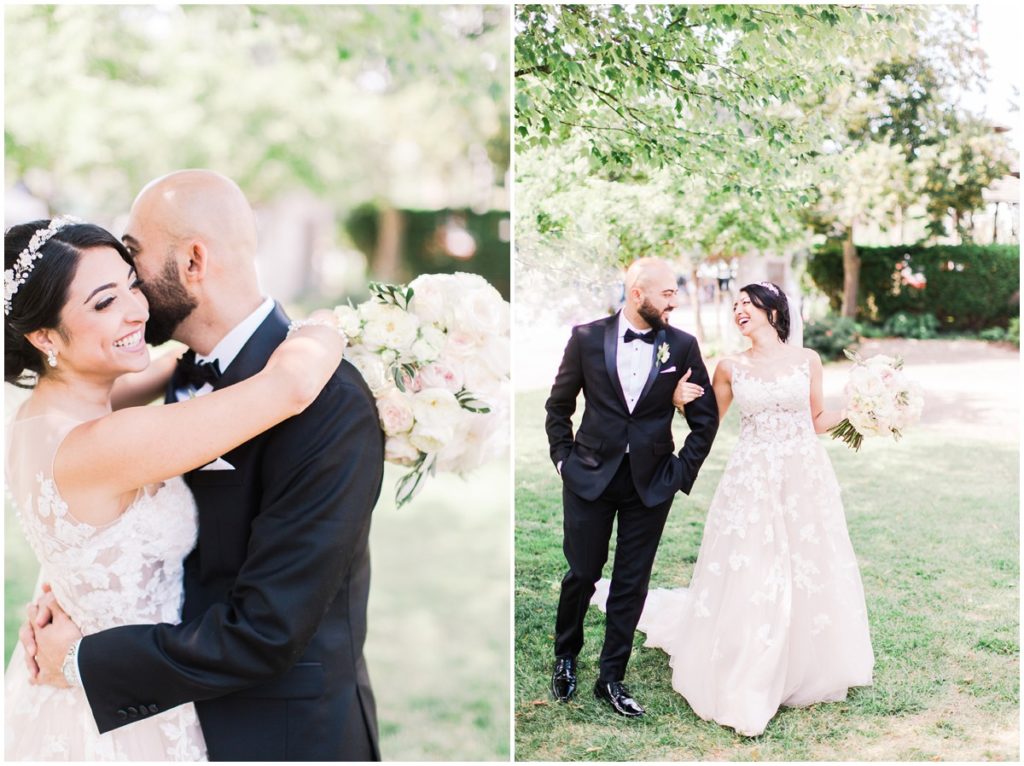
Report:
199,457,235,471
659,365,677,374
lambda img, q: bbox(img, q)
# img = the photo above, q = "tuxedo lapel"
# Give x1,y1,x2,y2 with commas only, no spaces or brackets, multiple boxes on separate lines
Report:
603,314,629,412
635,328,667,406
212,303,290,391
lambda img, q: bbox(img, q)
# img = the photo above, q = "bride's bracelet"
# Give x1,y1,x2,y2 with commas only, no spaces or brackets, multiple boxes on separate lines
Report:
287,316,346,339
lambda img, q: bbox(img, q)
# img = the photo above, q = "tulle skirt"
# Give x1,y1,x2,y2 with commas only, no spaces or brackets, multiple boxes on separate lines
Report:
594,437,874,736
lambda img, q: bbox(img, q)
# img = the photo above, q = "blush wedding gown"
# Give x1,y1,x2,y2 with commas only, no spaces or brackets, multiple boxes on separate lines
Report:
5,410,208,760
594,360,874,736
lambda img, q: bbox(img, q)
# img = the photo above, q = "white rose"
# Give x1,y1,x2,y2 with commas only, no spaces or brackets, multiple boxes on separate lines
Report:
346,350,388,393
443,329,481,358
415,361,464,393
407,275,448,324
412,387,461,426
865,354,896,371
376,389,415,436
385,434,421,466
409,421,455,453
434,421,470,473
410,324,446,364
448,284,509,340
475,335,511,379
461,356,502,397
848,406,883,436
333,305,362,340
359,301,420,353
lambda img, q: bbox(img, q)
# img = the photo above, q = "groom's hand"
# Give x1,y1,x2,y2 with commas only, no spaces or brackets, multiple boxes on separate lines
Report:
34,600,81,689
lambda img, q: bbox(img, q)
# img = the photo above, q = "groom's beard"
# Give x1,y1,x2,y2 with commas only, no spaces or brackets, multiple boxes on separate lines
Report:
141,256,198,346
637,297,669,331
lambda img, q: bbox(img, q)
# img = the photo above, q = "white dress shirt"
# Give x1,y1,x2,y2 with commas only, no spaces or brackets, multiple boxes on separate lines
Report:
174,297,276,402
616,312,655,414
617,312,657,455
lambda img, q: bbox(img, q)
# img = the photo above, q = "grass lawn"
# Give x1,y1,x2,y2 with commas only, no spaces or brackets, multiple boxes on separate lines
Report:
515,386,1018,761
5,461,511,762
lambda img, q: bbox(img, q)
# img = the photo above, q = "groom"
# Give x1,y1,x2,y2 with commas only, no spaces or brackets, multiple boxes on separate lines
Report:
545,257,718,717
22,170,385,760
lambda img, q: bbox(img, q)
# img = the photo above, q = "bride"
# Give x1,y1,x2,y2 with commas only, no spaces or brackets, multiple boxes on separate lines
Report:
4,218,345,760
595,281,874,737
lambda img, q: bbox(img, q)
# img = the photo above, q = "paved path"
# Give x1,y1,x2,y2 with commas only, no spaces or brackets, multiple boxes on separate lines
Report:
515,315,1019,445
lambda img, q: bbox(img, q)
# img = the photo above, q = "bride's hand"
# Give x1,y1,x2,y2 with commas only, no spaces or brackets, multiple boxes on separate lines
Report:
263,310,348,415
34,601,81,689
672,368,705,412
20,584,57,681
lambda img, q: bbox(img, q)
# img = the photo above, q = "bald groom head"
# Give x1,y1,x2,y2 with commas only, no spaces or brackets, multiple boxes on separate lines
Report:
122,169,263,345
623,257,679,331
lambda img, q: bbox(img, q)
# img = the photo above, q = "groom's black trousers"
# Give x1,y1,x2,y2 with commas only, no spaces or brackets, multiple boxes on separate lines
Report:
555,458,673,682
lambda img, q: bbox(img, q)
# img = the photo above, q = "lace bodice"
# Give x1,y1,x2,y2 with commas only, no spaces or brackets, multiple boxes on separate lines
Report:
6,412,198,635
732,360,816,444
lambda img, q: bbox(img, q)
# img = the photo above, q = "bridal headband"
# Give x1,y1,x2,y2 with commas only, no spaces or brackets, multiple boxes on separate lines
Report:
759,281,780,296
4,216,82,316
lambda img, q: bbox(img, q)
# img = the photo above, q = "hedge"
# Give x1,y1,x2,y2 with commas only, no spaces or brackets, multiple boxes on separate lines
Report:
345,204,510,299
806,242,1019,330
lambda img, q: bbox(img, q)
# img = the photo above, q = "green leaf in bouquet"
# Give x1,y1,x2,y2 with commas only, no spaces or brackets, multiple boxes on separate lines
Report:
842,348,863,364
394,453,436,508
368,281,413,310
391,362,418,392
455,388,491,414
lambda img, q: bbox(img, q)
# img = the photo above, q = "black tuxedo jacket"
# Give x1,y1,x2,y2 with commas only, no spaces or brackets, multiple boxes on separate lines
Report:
78,304,385,761
545,312,718,507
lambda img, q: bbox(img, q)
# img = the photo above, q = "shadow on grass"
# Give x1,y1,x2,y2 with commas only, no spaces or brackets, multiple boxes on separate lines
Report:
514,388,1019,761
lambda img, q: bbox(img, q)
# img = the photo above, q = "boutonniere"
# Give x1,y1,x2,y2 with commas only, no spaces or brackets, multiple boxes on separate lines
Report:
657,342,670,366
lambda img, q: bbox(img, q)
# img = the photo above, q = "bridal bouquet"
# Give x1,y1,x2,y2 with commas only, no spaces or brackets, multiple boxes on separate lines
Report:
829,349,924,451
336,273,510,507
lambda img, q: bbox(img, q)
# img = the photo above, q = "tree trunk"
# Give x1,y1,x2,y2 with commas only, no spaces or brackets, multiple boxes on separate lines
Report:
690,266,705,343
992,202,999,244
841,225,860,320
372,205,404,282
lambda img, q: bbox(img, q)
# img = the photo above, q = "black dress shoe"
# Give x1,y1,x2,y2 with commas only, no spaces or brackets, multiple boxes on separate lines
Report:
594,680,645,717
551,657,577,702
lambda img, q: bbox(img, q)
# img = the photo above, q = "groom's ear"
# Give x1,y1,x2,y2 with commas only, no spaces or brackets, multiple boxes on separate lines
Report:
183,240,208,283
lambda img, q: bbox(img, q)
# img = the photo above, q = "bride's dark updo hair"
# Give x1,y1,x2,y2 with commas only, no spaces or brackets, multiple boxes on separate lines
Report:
5,220,132,388
740,282,790,343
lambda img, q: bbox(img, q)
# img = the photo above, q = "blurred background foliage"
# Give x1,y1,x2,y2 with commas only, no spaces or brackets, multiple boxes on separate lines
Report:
5,4,510,301
515,4,1017,340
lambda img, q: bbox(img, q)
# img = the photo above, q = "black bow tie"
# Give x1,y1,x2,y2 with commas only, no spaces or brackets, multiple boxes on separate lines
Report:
623,329,655,344
177,351,222,389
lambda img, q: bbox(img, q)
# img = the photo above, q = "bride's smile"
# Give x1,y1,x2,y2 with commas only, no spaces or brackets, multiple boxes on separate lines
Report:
38,248,151,380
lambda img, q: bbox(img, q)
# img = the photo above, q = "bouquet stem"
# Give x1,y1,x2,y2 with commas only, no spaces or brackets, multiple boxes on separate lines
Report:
828,418,864,451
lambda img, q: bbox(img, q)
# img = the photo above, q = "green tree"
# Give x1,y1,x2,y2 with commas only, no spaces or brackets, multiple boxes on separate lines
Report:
514,4,922,319
802,5,1012,318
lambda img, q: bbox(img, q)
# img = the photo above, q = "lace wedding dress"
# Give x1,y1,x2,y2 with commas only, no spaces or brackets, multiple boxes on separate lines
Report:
594,360,874,736
5,411,208,760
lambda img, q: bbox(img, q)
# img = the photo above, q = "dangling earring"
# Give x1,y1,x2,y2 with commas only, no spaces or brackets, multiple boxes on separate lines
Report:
47,349,58,368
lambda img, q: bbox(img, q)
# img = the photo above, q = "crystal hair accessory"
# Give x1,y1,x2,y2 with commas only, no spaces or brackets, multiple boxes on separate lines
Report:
759,281,780,296
4,216,83,316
